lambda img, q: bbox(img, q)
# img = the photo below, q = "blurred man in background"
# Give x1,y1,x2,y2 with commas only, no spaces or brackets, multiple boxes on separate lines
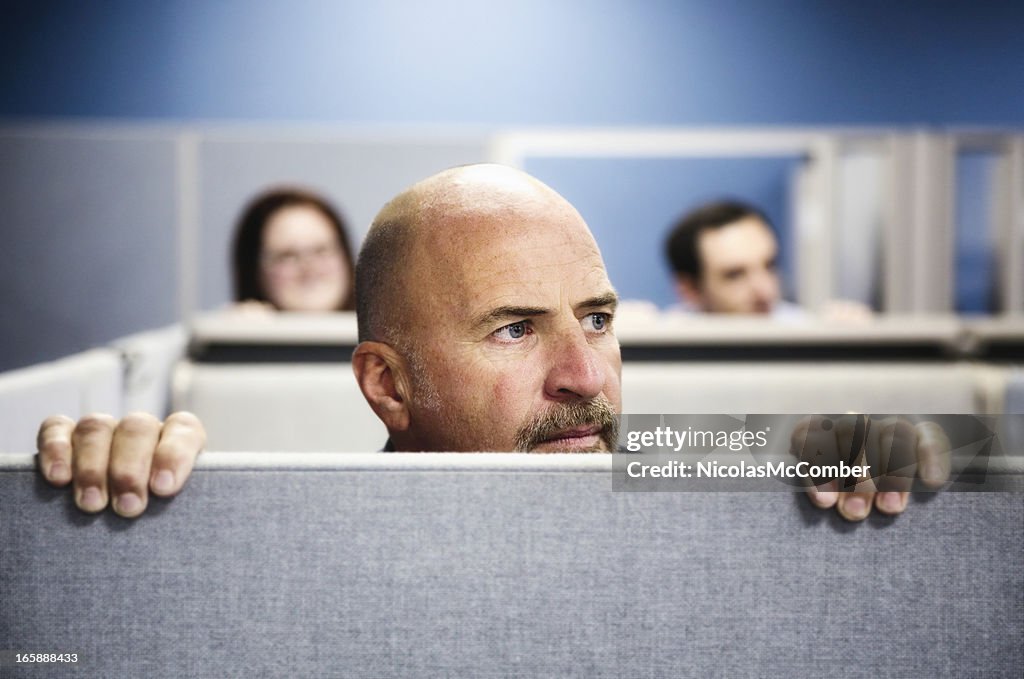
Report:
665,200,869,319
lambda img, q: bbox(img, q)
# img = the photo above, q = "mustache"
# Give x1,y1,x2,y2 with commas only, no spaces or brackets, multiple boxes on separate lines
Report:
514,397,619,452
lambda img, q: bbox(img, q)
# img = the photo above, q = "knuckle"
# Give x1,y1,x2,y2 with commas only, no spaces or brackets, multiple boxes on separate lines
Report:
38,438,71,460
165,410,202,430
155,440,189,467
73,467,107,489
834,416,858,439
117,411,161,437
109,468,143,490
917,438,947,461
39,414,74,434
165,411,206,448
74,413,117,437
889,419,916,440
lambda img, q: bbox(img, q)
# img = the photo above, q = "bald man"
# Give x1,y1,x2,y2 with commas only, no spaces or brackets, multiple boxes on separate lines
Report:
35,165,946,521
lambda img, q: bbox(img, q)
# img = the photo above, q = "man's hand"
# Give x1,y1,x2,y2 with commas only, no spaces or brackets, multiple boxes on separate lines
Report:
791,415,951,521
36,411,206,518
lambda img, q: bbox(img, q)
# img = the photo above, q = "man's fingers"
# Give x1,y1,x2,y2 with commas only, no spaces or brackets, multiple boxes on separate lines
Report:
70,413,118,513
108,412,162,518
915,421,952,488
836,486,876,521
874,490,909,515
150,411,205,497
791,416,840,467
36,415,76,486
806,480,839,509
793,416,845,508
872,419,918,493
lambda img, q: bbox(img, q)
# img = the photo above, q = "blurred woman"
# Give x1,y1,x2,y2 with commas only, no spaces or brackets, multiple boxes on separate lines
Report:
232,188,356,311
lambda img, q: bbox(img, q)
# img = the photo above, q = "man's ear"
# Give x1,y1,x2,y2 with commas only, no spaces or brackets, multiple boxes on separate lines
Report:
352,341,411,433
675,275,704,309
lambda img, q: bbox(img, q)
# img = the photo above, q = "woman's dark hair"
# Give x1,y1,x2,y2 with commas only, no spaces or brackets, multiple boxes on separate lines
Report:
231,187,356,310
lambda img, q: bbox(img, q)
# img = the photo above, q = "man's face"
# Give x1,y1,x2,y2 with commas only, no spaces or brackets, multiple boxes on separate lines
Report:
690,216,781,314
398,193,622,452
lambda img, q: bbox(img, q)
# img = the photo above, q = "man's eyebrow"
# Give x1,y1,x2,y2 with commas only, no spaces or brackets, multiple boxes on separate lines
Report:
473,293,619,330
474,305,551,329
576,292,619,312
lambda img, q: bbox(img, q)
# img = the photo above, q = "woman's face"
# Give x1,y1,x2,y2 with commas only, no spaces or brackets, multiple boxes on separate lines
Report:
258,205,350,312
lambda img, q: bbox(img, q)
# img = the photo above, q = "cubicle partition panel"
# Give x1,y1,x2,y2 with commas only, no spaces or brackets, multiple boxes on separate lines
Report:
172,362,387,452
622,362,987,415
167,314,1024,453
5,124,1023,376
0,349,123,453
1,453,1020,678
113,324,188,417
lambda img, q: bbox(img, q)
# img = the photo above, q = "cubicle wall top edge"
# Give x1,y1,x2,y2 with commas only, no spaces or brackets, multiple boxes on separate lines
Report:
5,451,1023,475
0,451,613,472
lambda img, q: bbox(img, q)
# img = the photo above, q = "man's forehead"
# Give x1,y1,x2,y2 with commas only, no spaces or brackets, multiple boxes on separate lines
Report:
461,219,603,274
411,207,612,323
700,217,777,264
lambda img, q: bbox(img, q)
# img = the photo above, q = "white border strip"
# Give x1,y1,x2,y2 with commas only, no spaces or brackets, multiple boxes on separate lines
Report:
0,451,613,472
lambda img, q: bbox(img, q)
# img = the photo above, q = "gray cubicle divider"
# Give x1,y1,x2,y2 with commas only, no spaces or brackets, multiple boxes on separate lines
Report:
171,361,388,452
0,348,123,453
113,324,188,417
1,452,1021,678
621,362,990,414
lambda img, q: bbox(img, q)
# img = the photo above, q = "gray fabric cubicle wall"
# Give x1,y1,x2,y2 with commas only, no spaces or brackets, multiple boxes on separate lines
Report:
1,453,1021,678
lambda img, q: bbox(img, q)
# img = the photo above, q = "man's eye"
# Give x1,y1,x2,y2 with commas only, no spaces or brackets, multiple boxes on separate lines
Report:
493,321,529,341
583,313,611,332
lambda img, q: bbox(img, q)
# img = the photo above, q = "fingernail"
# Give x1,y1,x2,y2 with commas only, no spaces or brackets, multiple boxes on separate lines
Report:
844,496,868,519
78,486,104,512
152,470,175,494
115,493,142,516
878,492,904,513
812,484,837,507
48,461,70,483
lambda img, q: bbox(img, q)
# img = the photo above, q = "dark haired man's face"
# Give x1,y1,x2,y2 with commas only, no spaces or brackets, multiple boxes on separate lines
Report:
687,216,781,314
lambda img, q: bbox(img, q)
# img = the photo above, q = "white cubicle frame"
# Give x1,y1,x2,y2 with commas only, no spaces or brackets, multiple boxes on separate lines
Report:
488,127,1024,314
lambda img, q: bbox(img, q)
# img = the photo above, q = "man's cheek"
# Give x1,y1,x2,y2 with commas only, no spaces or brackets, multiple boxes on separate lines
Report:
491,372,522,406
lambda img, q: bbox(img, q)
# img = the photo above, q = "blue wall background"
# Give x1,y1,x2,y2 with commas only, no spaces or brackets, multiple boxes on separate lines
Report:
3,0,1023,125
1,0,1020,370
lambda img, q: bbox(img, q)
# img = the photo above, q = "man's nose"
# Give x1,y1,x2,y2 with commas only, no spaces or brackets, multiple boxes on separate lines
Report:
543,329,605,401
752,270,779,303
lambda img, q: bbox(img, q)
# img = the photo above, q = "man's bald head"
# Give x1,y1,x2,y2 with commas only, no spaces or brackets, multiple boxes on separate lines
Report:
351,163,622,452
356,164,582,345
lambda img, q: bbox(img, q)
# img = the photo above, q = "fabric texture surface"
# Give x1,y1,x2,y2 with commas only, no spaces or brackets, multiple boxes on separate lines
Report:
1,467,1021,678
